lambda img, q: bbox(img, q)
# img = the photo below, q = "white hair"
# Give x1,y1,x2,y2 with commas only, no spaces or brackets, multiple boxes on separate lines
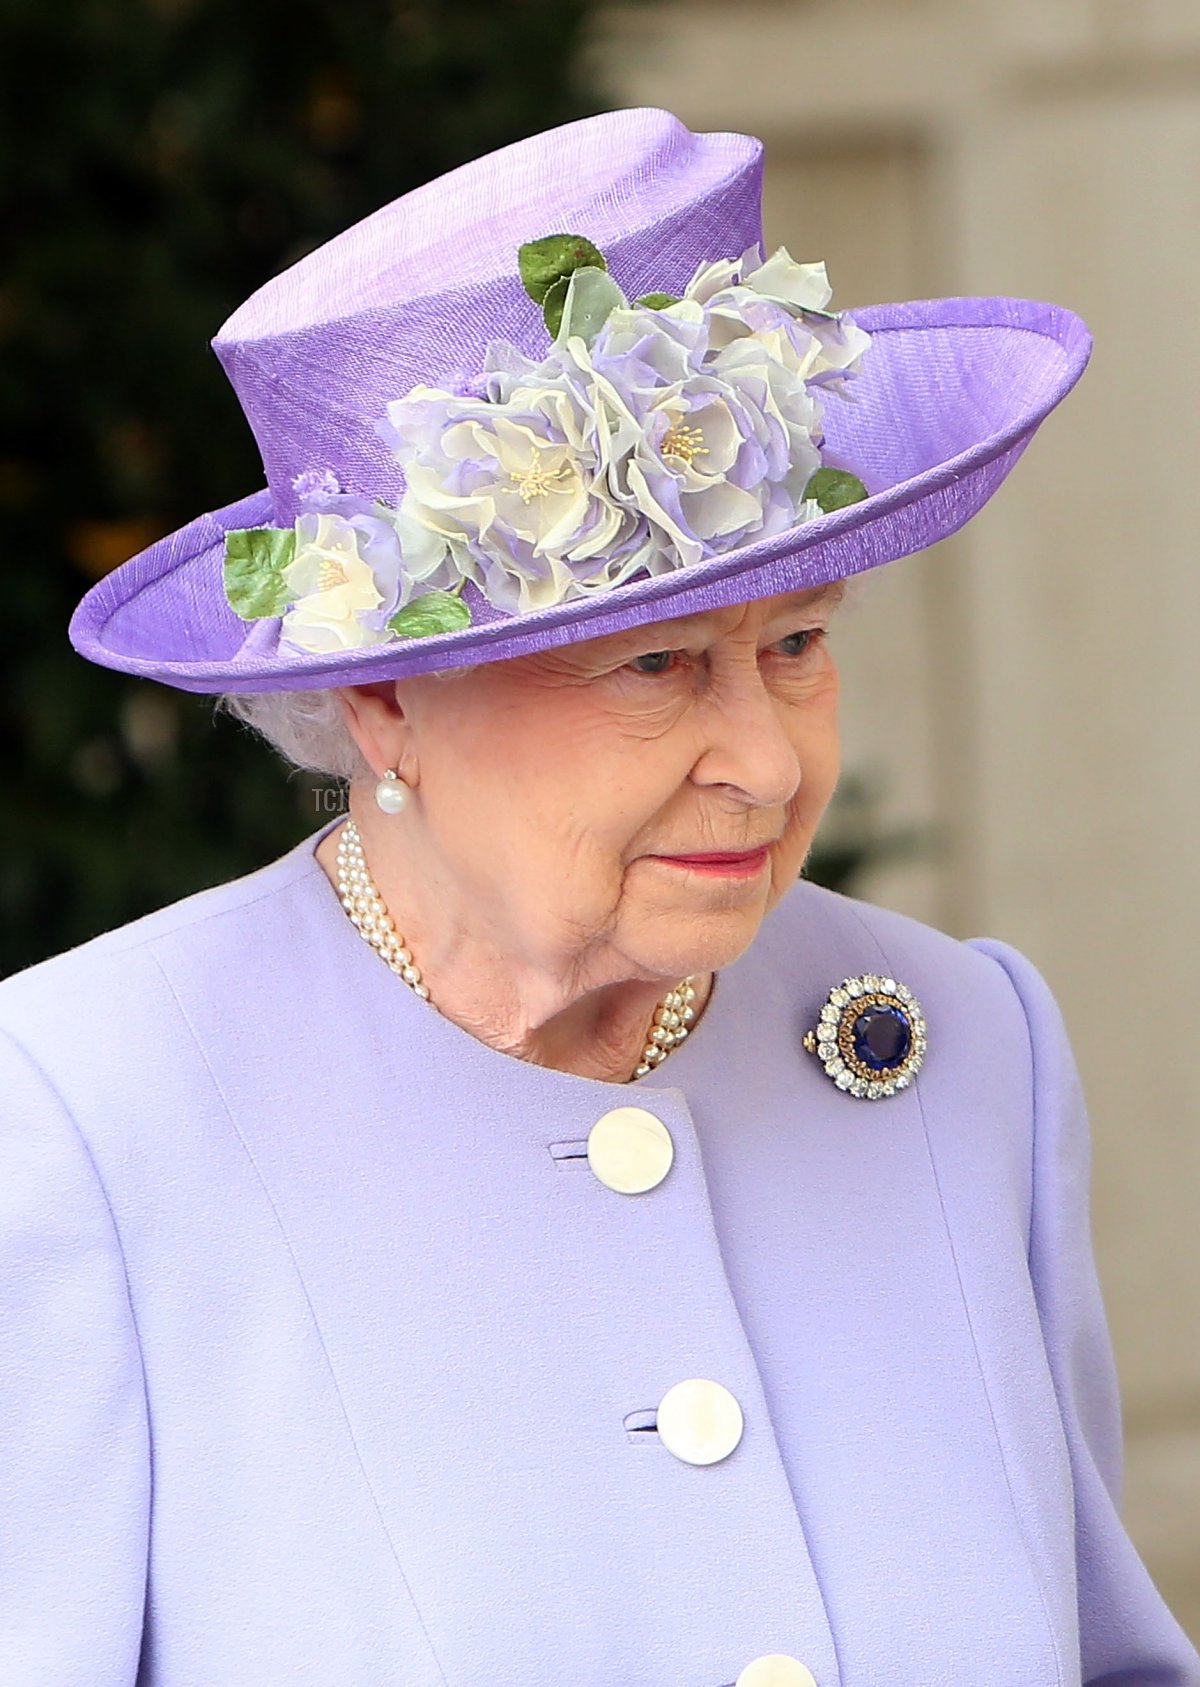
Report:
214,689,369,780
213,666,470,779
214,572,873,777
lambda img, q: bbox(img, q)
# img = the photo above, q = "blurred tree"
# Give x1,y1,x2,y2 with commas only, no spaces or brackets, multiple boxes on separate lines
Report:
0,0,615,975
802,770,933,896
0,0,893,977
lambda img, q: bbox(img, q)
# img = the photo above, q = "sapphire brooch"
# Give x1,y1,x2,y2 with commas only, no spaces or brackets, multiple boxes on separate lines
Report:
802,975,927,1100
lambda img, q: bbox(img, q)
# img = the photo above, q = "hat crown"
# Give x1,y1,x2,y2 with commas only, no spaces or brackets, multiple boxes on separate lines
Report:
211,109,765,524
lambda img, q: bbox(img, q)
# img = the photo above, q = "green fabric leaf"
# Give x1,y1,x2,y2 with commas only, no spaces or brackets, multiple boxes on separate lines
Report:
222,526,296,619
518,233,607,305
386,590,473,638
555,265,627,346
636,291,681,309
542,275,570,339
803,468,870,514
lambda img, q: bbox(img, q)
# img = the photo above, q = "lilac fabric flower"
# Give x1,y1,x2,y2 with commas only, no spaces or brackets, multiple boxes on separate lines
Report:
365,241,872,617
380,380,657,614
565,302,823,567
290,468,343,506
277,493,455,654
685,247,872,391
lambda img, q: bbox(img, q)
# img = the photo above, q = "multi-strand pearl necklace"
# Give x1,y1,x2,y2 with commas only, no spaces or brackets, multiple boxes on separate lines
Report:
334,817,697,1080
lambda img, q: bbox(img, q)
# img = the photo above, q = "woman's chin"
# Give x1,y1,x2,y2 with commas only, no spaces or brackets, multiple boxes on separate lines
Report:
631,900,771,981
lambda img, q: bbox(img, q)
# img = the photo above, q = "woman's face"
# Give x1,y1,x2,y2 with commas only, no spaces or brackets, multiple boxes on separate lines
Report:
361,581,844,986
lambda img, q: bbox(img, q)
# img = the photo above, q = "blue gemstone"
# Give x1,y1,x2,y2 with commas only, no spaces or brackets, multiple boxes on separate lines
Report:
851,1004,912,1072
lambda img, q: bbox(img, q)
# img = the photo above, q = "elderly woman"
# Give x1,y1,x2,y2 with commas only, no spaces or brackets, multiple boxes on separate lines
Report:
2,110,1196,1687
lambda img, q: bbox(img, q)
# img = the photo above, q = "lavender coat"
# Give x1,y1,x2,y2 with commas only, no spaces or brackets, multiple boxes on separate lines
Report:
2,816,1196,1687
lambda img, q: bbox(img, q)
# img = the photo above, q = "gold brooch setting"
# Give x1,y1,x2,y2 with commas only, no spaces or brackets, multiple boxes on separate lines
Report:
802,974,927,1100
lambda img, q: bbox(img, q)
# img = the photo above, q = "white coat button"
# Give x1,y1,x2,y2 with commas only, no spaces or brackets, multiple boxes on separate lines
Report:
586,1106,674,1194
655,1377,743,1465
735,1656,818,1687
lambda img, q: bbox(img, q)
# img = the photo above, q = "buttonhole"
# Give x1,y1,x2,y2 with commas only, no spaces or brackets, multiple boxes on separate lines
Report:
622,1407,659,1441
547,1140,590,1162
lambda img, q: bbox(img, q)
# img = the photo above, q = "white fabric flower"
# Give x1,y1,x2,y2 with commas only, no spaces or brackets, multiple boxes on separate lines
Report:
365,239,872,619
557,299,825,567
279,512,394,653
383,378,658,614
682,245,872,381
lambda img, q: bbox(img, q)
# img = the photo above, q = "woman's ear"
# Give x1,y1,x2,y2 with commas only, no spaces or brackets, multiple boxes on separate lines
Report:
335,681,416,785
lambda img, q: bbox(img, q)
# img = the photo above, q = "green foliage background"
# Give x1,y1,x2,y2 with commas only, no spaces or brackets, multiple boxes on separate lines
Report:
1,0,613,977
1,0,885,979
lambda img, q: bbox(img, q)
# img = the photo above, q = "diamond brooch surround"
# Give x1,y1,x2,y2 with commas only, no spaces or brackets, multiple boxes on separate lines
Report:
802,975,927,1101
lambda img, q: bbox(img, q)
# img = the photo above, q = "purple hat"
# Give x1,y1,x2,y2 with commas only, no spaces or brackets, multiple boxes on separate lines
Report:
68,107,1091,695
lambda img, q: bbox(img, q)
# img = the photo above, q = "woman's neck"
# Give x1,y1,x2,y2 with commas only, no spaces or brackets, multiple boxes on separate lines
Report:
315,820,714,1084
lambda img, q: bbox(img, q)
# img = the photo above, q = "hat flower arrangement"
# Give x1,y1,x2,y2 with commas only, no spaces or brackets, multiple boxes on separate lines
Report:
221,235,873,656
67,112,1093,694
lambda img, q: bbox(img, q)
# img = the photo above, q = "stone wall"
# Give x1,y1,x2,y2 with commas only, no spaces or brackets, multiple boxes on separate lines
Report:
603,0,1200,1638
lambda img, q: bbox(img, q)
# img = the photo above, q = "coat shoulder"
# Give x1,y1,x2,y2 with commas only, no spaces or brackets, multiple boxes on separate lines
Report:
771,875,1039,1017
762,876,1069,1113
0,829,327,1063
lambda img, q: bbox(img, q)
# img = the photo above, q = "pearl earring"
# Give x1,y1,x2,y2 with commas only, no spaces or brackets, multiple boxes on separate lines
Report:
374,768,409,814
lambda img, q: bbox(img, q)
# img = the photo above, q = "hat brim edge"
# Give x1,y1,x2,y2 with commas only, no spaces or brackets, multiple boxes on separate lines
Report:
68,296,1092,694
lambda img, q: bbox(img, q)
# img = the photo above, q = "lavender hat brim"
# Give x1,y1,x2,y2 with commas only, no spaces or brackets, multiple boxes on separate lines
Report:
69,293,1090,694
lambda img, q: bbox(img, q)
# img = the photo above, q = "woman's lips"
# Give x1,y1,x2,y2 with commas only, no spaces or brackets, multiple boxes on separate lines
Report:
649,847,771,878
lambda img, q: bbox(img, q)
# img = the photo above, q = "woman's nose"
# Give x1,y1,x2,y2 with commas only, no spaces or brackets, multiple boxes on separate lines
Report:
688,673,804,808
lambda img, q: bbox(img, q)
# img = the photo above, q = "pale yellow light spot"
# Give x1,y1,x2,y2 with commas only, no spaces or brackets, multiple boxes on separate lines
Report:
660,422,708,466
510,447,574,503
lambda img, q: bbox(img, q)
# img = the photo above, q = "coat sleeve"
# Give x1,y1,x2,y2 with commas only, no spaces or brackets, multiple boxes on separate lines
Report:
0,1027,149,1684
969,938,1200,1684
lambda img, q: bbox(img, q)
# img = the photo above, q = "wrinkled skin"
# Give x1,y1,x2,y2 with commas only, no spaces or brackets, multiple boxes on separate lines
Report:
316,581,845,1082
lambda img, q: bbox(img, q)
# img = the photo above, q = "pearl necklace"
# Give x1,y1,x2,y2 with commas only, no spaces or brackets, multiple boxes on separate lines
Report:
335,818,697,1080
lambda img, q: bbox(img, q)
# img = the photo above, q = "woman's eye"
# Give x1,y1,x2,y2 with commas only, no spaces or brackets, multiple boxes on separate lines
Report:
624,631,825,675
628,649,678,675
775,628,824,658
